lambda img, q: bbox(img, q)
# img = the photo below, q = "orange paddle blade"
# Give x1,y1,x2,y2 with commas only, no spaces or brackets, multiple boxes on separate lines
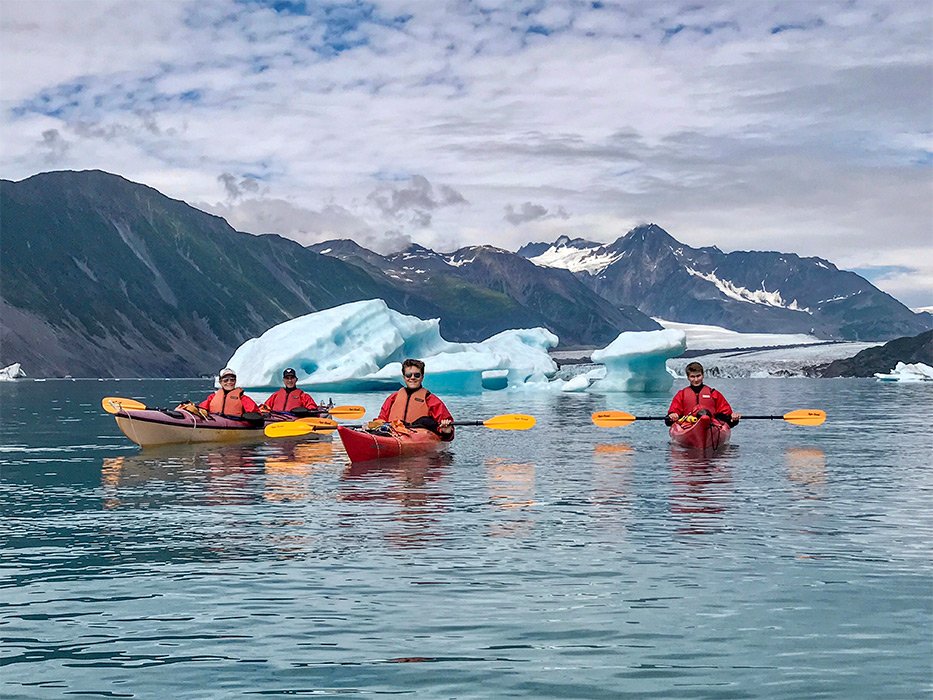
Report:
101,396,147,414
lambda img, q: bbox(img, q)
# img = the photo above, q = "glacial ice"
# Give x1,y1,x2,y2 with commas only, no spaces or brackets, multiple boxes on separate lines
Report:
0,363,26,381
225,299,559,393
874,362,933,382
589,329,687,392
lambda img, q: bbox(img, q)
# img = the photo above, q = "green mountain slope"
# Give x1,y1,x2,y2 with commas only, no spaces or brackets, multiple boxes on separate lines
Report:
1,170,407,377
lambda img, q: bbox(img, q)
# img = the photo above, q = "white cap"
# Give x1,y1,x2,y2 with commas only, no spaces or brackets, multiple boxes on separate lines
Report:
219,367,237,378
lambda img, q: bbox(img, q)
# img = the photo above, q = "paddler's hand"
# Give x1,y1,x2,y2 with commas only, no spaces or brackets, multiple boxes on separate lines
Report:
731,412,741,423
438,419,453,435
667,412,680,422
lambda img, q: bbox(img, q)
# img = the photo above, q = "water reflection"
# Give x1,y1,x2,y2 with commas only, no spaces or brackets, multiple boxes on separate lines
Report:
263,441,335,503
339,453,453,548
591,444,634,537
785,446,827,498
668,446,734,534
101,440,336,508
485,457,537,538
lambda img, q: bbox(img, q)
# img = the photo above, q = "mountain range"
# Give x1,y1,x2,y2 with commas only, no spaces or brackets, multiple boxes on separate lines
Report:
517,228,929,340
1,170,929,377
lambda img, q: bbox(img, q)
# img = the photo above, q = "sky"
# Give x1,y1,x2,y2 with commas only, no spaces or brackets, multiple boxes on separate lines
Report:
2,0,931,307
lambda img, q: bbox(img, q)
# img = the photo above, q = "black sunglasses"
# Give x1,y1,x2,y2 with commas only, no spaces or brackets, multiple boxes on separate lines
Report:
404,372,422,379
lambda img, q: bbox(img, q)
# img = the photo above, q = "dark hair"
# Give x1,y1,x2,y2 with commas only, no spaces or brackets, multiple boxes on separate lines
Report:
685,361,704,375
402,358,425,374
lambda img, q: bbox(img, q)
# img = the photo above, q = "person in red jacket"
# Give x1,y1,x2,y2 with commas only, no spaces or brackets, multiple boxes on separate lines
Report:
371,358,454,441
260,367,319,414
666,362,741,426
197,367,260,417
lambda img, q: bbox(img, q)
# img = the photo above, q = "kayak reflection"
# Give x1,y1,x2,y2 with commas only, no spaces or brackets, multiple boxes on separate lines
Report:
338,452,453,549
668,445,735,535
101,440,329,509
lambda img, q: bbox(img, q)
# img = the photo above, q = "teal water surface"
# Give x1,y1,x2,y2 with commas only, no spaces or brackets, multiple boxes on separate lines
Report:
1,378,931,698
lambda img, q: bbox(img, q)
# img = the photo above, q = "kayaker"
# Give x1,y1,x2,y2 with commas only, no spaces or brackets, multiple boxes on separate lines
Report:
195,367,260,417
369,358,455,440
666,362,741,427
259,367,319,415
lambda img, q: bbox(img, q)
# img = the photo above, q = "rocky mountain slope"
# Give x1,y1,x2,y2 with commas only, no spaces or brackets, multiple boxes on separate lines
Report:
1,171,410,377
813,330,933,377
519,225,930,341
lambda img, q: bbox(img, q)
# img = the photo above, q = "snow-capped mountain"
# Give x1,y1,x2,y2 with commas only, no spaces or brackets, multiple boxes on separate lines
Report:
519,224,930,341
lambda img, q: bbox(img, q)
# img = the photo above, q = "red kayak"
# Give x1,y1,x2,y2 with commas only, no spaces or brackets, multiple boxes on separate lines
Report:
669,413,731,451
337,425,445,462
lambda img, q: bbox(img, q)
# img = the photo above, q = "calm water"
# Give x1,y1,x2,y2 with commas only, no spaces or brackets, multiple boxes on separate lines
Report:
1,378,931,698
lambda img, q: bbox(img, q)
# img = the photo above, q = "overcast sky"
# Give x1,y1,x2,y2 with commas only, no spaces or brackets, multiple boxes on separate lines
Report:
2,0,931,307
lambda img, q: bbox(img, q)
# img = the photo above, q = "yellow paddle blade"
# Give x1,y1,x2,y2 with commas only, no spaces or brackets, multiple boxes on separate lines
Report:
783,409,826,426
300,417,339,430
101,396,147,414
481,414,536,430
328,405,366,419
591,410,636,427
264,421,316,438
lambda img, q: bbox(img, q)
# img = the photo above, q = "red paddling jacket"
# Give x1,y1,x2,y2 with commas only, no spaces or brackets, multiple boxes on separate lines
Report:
667,384,734,422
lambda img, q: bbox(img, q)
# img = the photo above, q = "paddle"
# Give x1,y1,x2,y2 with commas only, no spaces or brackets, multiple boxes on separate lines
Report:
264,413,537,438
591,409,826,427
101,396,147,414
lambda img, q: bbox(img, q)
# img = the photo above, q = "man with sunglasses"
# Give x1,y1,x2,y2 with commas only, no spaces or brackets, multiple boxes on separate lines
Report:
194,367,261,417
373,358,454,440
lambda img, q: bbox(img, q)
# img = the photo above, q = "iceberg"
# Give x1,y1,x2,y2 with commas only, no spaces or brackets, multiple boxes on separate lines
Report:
874,362,933,382
226,299,558,393
0,363,26,381
589,329,687,392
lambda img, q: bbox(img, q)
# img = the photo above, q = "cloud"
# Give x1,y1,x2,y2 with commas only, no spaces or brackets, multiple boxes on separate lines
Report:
218,172,262,200
504,201,569,225
39,128,69,163
2,0,931,305
366,175,468,228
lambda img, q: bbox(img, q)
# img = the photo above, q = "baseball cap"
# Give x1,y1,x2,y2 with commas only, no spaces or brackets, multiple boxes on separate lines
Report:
283,368,297,377
219,367,237,379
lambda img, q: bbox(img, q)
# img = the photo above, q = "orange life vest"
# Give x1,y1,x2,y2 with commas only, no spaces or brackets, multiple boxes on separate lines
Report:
265,387,313,412
386,387,431,423
209,387,244,416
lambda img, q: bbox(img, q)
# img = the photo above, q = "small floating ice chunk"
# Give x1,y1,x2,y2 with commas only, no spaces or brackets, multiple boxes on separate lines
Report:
0,363,26,381
874,362,933,382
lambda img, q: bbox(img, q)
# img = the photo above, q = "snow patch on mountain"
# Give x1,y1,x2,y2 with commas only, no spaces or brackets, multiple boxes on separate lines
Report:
684,267,807,311
529,245,620,274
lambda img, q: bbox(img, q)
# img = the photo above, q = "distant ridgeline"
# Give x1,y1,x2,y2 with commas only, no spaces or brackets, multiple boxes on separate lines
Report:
1,170,929,377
